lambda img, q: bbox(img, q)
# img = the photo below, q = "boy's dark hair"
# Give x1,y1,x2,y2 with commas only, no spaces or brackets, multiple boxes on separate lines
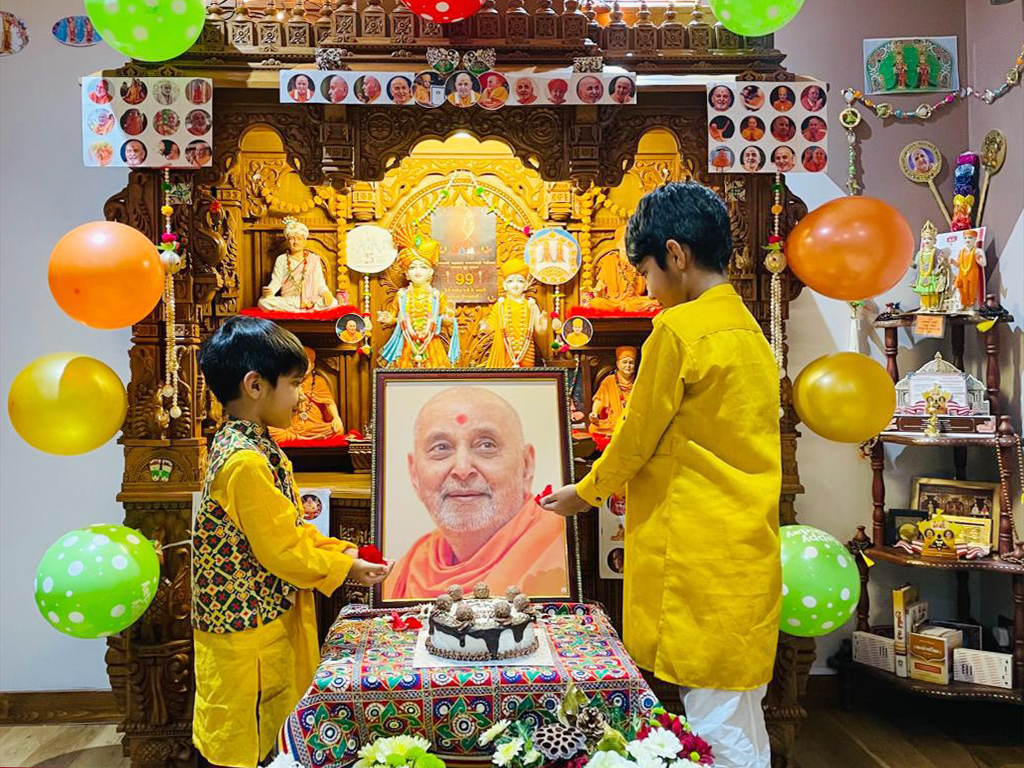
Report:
625,182,733,274
198,316,308,405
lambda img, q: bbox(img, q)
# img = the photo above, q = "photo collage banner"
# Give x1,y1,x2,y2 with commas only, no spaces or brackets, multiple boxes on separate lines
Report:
706,80,829,175
280,69,637,109
82,76,213,168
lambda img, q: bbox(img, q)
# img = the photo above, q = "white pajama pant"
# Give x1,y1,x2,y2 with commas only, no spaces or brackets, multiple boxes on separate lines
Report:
678,685,770,768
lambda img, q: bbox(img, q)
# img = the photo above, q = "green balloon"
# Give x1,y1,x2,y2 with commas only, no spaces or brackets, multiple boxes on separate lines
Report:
35,523,160,639
84,0,206,62
709,0,805,38
780,525,859,638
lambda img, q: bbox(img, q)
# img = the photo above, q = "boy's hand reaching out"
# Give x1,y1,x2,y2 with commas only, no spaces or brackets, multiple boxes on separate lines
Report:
539,484,592,517
348,556,393,586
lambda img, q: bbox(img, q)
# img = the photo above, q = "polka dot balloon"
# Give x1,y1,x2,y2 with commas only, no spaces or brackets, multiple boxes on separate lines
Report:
34,524,159,639
84,0,205,62
708,0,804,38
404,0,484,25
780,525,859,638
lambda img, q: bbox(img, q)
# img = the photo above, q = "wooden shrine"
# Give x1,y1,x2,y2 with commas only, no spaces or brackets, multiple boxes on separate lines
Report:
102,3,812,766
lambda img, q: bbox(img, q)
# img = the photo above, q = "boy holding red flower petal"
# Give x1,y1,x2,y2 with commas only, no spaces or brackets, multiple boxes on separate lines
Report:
194,316,392,768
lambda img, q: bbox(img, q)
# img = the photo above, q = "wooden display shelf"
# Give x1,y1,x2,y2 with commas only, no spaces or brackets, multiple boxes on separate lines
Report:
872,310,1013,329
878,432,1015,448
866,544,1024,575
834,657,1024,705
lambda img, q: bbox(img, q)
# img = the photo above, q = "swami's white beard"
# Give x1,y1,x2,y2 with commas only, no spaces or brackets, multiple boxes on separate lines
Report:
430,479,522,534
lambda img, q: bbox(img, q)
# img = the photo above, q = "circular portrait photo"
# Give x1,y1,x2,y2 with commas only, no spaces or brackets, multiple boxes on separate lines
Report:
576,75,605,104
513,76,539,105
89,141,114,167
88,78,113,105
119,78,147,105
335,313,367,344
609,75,635,104
386,75,414,106
354,75,382,105
287,73,316,103
186,109,211,136
900,141,940,180
740,84,765,110
300,494,323,522
562,316,594,348
186,78,213,105
157,140,180,162
153,79,180,106
185,139,212,167
708,84,734,112
801,146,828,172
772,145,796,172
445,70,479,108
801,84,827,112
708,115,735,142
710,145,735,171
154,109,180,137
770,85,795,112
801,115,827,142
608,494,626,517
120,109,147,136
740,145,766,172
121,139,148,167
87,108,116,135
478,71,510,110
413,70,446,108
607,548,625,574
545,77,568,105
740,115,765,141
771,115,797,142
322,74,349,104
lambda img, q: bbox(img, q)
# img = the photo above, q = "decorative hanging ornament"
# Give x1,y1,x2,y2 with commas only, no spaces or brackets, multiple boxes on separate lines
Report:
157,168,184,427
404,0,484,25
764,173,787,373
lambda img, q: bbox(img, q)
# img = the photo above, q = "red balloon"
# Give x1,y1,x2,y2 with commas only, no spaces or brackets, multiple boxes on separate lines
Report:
48,221,164,330
786,196,914,302
404,0,483,24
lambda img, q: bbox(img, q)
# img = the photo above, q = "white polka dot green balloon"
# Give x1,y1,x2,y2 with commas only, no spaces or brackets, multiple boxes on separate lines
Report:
708,0,805,38
779,524,859,638
34,524,159,639
84,0,205,62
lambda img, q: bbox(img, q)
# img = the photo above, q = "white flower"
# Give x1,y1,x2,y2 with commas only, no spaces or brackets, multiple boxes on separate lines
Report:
587,751,632,768
639,730,683,761
522,748,542,765
479,719,512,746
391,735,431,755
633,753,668,768
357,740,389,764
493,737,524,767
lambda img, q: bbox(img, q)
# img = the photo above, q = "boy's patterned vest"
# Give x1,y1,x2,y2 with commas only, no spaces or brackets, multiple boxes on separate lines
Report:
192,419,301,633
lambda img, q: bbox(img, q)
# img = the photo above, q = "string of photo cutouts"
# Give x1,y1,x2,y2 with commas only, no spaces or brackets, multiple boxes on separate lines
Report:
156,168,185,427
764,172,787,371
840,42,1023,195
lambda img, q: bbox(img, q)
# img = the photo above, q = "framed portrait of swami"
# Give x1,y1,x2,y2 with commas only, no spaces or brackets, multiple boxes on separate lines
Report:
371,368,581,606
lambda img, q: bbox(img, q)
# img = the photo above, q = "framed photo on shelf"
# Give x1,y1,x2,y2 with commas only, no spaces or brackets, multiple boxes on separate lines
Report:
911,477,1000,547
371,368,580,606
884,508,928,546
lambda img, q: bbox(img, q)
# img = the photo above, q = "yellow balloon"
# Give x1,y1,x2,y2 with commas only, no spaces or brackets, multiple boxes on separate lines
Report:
793,352,896,443
7,353,127,455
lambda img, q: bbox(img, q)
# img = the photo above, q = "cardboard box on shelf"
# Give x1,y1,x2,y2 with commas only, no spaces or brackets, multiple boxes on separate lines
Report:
893,584,928,678
953,648,1013,689
908,625,963,684
853,630,896,673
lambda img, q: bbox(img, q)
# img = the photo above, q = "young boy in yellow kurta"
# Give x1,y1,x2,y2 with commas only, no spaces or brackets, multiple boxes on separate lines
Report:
542,183,781,768
195,316,391,768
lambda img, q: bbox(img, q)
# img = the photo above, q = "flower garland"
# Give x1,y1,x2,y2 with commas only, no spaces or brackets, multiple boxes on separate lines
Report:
764,172,787,372
157,168,185,428
578,189,601,303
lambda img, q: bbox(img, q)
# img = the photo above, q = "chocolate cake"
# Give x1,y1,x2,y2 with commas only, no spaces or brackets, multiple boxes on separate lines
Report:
426,583,539,661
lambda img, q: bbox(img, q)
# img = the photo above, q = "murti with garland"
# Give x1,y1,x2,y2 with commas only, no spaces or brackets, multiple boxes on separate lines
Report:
910,220,950,312
378,229,460,368
258,217,338,312
268,347,345,442
482,258,548,368
589,226,661,314
589,346,637,437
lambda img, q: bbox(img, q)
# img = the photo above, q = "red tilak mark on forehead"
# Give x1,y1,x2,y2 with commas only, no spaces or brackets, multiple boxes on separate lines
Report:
455,414,468,425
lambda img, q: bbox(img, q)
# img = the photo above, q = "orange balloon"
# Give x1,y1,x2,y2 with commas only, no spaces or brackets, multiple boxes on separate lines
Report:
48,222,164,330
786,197,914,301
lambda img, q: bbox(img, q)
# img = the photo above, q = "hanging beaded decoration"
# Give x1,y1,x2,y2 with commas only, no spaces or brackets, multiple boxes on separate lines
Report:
157,168,185,427
765,172,786,372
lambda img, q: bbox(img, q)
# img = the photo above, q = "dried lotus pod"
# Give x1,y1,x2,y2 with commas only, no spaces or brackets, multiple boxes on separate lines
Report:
533,723,587,762
493,599,512,619
473,582,490,599
447,585,464,601
512,593,532,612
434,594,454,612
454,603,474,623
505,586,522,601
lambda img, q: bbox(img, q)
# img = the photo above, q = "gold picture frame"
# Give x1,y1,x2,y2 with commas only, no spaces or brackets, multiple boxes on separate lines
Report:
911,477,1000,547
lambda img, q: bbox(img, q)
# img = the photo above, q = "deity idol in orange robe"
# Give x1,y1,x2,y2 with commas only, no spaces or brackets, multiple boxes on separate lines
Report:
377,230,459,368
481,258,548,368
589,346,637,437
954,229,986,312
589,227,661,314
383,386,569,600
268,347,344,442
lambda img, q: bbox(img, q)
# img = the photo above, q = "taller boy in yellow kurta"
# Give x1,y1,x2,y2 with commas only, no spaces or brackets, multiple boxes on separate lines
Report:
543,183,781,768
195,316,392,768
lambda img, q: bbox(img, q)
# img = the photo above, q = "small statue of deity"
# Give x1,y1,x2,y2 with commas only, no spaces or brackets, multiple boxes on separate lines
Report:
588,227,661,314
268,347,345,442
954,229,986,312
910,220,950,312
258,218,338,312
589,346,637,438
378,229,459,368
480,259,548,368
915,42,931,88
893,47,909,89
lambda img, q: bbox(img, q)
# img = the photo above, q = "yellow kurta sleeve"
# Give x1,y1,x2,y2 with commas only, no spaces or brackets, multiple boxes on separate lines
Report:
221,452,354,596
577,322,688,507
